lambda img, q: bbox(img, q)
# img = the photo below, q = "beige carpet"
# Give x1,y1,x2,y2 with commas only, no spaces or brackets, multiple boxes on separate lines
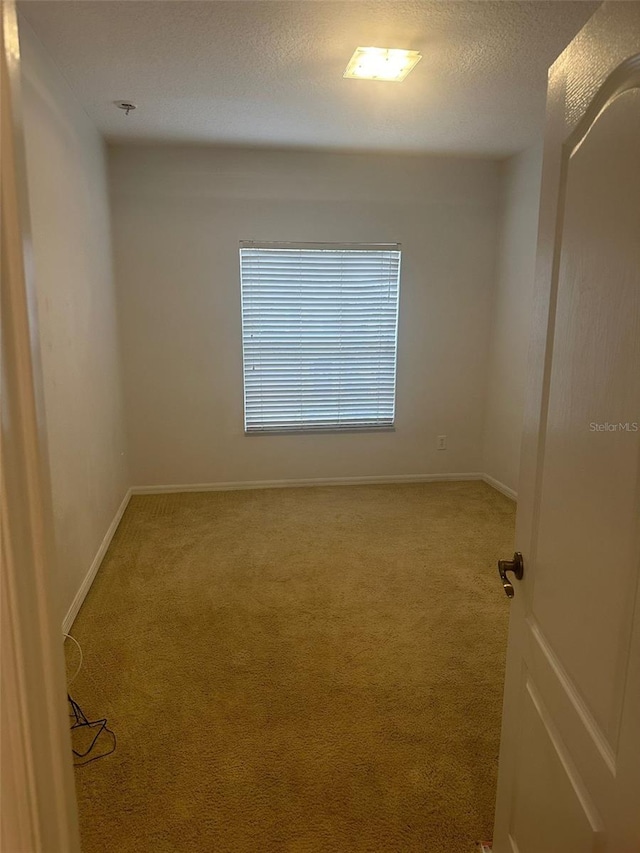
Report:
66,481,515,852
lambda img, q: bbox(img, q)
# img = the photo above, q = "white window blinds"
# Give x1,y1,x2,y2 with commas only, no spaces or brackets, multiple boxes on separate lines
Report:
240,243,401,433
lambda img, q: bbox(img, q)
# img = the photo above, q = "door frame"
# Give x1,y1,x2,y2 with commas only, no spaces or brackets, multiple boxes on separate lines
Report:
1,1,81,849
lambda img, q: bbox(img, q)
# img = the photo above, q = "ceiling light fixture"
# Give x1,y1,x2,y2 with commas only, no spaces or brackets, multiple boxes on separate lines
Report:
343,47,422,82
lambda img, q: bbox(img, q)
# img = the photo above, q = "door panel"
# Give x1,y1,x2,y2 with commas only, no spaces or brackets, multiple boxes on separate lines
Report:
511,680,603,853
493,5,640,852
533,87,640,749
526,619,615,780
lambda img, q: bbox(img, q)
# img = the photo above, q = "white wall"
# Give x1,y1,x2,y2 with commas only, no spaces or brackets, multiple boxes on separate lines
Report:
482,145,544,496
20,21,129,626
109,145,501,487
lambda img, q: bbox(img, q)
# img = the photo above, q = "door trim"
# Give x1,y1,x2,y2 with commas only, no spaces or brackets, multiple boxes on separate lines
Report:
1,2,81,849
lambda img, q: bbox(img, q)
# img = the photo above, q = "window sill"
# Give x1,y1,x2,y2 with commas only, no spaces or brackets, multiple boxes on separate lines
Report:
244,426,396,436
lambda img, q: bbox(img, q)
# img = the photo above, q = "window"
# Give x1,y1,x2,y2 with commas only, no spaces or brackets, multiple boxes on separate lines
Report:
239,242,401,433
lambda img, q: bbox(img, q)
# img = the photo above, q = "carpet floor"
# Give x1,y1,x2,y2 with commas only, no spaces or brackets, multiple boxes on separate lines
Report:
66,481,515,852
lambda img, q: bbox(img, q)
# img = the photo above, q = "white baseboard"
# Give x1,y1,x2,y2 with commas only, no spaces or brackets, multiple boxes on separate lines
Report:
62,488,132,634
482,473,517,501
130,472,487,495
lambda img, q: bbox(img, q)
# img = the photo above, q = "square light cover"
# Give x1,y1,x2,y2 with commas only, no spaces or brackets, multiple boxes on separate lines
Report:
343,47,422,82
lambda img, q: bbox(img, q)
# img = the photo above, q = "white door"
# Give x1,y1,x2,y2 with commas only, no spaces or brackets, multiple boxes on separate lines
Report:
493,4,640,852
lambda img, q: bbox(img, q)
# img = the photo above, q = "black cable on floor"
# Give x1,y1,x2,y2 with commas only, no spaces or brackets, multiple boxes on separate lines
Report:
68,694,116,766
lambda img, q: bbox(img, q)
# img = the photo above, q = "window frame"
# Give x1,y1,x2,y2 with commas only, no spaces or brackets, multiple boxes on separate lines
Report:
239,241,402,436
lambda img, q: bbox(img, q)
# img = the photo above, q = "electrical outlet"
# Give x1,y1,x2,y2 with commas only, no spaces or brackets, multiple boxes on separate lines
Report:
437,434,447,450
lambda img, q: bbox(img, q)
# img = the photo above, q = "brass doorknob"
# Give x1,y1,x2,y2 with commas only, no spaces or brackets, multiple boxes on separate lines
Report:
498,552,524,598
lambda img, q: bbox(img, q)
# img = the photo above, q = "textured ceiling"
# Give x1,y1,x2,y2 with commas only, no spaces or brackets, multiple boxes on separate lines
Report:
19,0,598,156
